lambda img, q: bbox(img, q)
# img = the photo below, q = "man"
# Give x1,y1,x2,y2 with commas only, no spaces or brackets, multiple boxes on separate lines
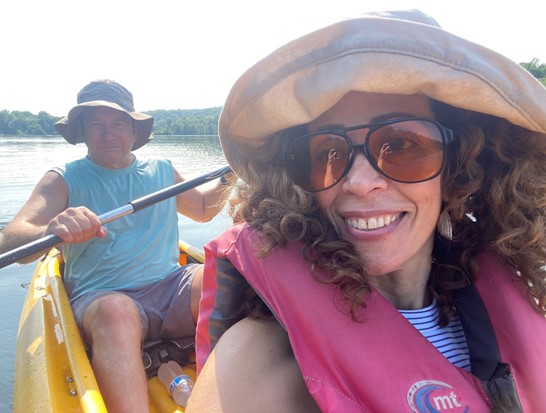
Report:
0,79,231,413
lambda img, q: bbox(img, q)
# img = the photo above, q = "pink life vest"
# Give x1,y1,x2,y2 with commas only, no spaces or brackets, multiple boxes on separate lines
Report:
196,224,546,412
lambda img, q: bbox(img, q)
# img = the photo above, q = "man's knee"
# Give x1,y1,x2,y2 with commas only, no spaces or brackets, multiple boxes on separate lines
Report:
82,293,144,343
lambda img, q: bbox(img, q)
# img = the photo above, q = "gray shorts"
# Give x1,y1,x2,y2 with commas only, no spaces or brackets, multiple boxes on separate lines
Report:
70,264,201,341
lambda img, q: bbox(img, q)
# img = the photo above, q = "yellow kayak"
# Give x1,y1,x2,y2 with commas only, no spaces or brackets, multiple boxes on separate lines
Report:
13,241,203,413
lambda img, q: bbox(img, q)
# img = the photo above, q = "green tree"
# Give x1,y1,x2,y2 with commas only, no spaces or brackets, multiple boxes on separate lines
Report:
37,111,59,135
146,107,221,135
520,58,546,87
0,110,10,132
0,110,61,136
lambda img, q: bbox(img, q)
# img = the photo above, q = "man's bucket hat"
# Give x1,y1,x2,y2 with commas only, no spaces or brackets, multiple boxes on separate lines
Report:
55,79,154,150
218,9,546,177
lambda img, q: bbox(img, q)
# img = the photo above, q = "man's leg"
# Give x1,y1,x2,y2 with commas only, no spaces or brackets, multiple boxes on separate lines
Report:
155,264,202,339
82,293,148,413
190,265,203,325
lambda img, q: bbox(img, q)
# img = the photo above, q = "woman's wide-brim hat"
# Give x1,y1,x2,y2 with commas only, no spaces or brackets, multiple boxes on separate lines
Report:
55,79,154,150
219,9,546,177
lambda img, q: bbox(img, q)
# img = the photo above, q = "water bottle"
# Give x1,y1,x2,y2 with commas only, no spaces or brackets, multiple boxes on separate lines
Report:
158,360,194,407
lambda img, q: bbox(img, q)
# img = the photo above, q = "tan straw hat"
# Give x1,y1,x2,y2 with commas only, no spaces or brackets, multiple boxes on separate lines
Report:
55,79,154,150
219,9,546,176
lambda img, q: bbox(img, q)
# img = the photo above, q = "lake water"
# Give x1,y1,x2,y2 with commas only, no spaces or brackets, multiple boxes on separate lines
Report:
0,135,233,412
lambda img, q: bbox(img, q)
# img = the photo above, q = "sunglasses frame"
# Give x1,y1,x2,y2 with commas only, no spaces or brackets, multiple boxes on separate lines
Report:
285,117,454,192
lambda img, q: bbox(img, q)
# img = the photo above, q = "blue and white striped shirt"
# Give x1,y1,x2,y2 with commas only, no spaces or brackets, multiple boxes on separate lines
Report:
400,299,471,371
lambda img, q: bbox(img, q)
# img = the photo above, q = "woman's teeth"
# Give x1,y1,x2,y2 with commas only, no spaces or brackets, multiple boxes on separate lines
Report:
346,214,400,230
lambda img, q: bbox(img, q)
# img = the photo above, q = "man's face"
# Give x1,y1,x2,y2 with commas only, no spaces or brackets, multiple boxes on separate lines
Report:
81,107,137,169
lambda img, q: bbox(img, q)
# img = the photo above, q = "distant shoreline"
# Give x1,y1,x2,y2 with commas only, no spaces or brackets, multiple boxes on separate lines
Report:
0,107,222,136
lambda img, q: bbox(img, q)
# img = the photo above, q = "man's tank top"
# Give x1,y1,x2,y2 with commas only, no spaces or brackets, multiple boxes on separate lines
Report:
53,156,180,300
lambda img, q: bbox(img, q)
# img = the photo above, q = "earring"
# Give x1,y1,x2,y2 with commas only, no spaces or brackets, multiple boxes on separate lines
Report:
437,209,453,240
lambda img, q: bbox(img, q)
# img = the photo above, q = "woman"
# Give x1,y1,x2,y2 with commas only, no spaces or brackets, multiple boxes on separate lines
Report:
187,10,546,413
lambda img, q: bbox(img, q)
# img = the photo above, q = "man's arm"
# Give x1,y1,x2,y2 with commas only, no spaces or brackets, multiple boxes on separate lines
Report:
0,171,105,263
172,167,234,222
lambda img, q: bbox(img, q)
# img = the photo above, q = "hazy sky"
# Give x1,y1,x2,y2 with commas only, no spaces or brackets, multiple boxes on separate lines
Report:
2,0,544,116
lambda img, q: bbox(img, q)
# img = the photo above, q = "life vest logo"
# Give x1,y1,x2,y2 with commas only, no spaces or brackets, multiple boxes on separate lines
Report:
407,380,469,413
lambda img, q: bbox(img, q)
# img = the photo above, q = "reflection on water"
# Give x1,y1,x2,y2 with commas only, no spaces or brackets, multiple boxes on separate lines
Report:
0,135,233,412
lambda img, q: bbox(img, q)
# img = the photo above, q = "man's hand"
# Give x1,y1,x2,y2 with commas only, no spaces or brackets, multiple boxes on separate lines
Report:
46,206,108,243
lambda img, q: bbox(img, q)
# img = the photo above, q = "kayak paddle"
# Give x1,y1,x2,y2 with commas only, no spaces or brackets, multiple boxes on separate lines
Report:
0,165,232,269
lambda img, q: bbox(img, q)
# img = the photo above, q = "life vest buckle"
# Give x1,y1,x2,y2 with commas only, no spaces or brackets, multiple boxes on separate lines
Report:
482,362,523,413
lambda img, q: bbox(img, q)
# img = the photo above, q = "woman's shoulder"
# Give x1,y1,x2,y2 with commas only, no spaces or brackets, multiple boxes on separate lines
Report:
203,317,294,384
187,318,320,413
222,317,292,357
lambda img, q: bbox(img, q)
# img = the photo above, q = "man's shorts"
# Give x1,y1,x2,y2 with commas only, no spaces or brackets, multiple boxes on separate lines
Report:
70,264,201,341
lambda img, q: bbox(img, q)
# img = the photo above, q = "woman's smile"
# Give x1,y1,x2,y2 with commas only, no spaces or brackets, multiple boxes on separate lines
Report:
345,212,402,231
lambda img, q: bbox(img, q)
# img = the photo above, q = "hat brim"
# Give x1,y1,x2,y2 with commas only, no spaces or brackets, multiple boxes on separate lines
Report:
55,100,154,150
219,10,546,176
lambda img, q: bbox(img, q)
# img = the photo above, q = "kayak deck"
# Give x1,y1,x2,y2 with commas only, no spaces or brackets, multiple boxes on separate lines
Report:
14,243,200,413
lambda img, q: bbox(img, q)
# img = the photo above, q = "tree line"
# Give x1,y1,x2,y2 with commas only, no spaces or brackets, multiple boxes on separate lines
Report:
0,107,222,137
1,59,545,137
150,108,222,135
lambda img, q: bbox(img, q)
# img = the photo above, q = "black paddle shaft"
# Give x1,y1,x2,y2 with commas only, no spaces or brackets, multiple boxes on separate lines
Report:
0,165,232,269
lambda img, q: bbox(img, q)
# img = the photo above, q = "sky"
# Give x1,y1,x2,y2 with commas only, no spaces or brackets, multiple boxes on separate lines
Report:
2,0,544,116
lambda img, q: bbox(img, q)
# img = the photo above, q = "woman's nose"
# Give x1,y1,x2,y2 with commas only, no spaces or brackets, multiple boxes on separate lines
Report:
341,152,389,195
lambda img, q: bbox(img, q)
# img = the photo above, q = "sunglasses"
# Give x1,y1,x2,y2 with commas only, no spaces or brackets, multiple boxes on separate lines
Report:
285,117,453,192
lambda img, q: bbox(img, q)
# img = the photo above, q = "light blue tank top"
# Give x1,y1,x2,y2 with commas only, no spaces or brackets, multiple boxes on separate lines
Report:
52,156,180,300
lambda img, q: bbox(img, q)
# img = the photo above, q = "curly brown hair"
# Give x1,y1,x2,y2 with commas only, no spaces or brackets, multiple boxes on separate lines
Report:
227,101,546,322
436,102,546,316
